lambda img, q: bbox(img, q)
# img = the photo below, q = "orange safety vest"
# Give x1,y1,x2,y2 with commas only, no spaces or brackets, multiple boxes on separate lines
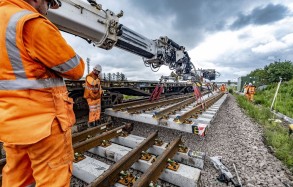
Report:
220,85,226,92
0,0,85,144
84,72,103,100
248,86,256,94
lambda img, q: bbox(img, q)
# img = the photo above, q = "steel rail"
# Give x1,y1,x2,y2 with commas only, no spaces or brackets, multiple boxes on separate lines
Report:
133,136,182,187
113,98,151,111
153,97,196,119
72,122,111,143
73,125,125,154
153,91,211,119
174,92,224,123
204,92,224,108
88,131,158,187
127,95,192,114
112,94,185,111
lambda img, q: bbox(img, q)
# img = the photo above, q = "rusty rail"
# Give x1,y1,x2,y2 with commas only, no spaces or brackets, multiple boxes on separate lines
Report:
88,131,158,187
133,136,182,187
174,92,224,123
153,91,212,119
72,122,111,144
113,98,151,111
73,125,125,154
112,94,187,111
153,97,196,119
127,95,192,114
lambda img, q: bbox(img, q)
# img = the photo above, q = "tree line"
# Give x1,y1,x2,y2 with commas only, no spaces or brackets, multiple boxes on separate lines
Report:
247,60,293,84
103,72,127,81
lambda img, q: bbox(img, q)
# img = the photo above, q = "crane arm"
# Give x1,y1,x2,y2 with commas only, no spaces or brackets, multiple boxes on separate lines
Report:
48,0,195,77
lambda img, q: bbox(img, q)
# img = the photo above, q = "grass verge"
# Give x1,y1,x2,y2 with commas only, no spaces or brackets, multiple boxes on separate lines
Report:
235,94,293,173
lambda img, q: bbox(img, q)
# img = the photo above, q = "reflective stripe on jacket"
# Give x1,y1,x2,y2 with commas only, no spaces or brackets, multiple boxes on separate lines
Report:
0,0,85,144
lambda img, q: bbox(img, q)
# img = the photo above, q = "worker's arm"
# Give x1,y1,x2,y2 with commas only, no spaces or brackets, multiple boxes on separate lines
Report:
23,17,85,80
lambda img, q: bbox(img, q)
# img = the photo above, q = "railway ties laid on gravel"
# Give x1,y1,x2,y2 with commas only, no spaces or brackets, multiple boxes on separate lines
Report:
106,91,227,136
72,123,204,187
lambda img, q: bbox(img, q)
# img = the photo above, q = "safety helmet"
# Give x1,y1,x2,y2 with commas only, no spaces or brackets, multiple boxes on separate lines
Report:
49,0,61,9
93,64,102,72
249,83,252,86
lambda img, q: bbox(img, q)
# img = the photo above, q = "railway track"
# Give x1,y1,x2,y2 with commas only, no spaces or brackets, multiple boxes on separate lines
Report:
107,91,227,135
73,126,204,187
0,121,204,187
0,91,227,186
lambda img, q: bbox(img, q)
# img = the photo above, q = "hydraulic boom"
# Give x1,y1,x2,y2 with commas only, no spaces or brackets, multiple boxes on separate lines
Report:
48,0,195,78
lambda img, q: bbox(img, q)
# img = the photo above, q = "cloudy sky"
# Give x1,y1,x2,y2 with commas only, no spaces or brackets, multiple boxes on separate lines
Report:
60,0,293,82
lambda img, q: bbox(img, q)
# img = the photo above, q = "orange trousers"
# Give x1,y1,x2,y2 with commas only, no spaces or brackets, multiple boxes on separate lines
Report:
87,98,101,123
2,122,73,187
248,93,254,102
245,93,249,101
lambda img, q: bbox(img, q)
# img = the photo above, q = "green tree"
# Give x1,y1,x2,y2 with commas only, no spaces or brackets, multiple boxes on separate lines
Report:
116,72,121,81
264,61,293,82
247,61,293,84
248,68,269,85
107,73,112,81
120,73,127,81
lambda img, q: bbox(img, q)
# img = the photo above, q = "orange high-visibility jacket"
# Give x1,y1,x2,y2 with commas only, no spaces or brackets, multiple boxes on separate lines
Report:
220,85,226,92
84,72,103,100
248,86,256,94
0,0,85,144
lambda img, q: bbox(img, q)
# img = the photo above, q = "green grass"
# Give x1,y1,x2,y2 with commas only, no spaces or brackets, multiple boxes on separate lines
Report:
235,94,293,173
254,79,293,118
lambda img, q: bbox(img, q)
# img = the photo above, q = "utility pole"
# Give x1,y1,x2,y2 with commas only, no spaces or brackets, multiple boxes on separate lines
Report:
270,77,282,111
86,58,90,74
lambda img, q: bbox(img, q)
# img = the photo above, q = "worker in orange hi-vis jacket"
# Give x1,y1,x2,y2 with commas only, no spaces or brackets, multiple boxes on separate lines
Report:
247,82,256,102
0,0,85,186
220,83,227,93
84,64,104,127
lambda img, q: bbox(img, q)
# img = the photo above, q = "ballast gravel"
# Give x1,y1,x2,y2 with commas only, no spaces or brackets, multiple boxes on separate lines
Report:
71,94,293,187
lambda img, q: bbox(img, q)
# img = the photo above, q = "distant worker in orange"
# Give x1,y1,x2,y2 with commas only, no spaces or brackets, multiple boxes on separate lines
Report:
220,83,227,93
247,82,256,102
0,0,85,186
84,64,103,127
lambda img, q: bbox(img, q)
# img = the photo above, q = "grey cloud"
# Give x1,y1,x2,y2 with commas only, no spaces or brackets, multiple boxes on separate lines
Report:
64,0,293,82
212,43,293,81
128,0,265,48
230,4,289,30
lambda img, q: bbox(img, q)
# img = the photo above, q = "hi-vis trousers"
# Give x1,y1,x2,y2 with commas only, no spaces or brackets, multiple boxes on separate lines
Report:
86,98,101,123
2,121,73,187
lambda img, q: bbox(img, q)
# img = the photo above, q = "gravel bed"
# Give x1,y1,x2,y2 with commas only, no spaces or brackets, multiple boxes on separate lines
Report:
71,94,293,187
